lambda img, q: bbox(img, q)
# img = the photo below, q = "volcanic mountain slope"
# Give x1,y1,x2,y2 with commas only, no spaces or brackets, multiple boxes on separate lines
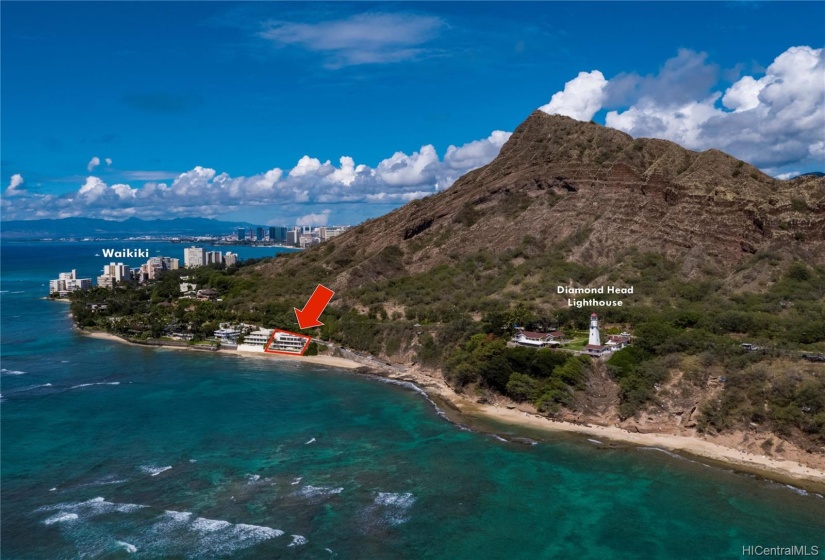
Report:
258,111,825,291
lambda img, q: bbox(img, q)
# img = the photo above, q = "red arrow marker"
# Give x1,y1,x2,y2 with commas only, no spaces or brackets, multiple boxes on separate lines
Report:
294,284,335,329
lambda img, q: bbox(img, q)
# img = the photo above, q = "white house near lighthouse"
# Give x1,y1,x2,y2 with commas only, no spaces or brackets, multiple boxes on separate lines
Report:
583,313,610,357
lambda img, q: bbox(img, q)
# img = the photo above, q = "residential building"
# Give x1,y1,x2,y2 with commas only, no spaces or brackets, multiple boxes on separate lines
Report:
213,325,241,346
49,270,92,296
180,282,197,293
319,226,349,241
205,251,222,265
183,246,206,268
513,331,561,348
224,252,239,267
237,328,274,353
268,330,309,354
286,228,300,247
97,262,131,288
161,257,179,271
606,334,631,351
196,288,219,301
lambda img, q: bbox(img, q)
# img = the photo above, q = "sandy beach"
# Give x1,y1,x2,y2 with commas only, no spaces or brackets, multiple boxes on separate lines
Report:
373,367,825,492
79,329,825,491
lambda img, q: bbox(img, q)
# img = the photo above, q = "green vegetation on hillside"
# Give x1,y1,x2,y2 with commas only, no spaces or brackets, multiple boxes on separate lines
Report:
71,243,825,446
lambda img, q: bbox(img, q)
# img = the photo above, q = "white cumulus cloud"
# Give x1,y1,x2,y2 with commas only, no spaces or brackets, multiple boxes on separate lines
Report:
296,209,332,226
2,129,511,220
538,70,607,121
604,45,825,169
5,174,26,196
87,156,101,172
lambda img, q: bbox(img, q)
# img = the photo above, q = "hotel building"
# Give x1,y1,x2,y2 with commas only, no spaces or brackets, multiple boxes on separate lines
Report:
49,270,92,296
184,246,206,268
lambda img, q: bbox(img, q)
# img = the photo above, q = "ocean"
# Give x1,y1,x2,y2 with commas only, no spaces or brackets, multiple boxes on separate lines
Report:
1,241,823,559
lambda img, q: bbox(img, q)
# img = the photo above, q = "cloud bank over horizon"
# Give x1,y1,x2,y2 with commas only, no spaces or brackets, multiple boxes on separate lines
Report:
2,131,511,222
4,45,822,223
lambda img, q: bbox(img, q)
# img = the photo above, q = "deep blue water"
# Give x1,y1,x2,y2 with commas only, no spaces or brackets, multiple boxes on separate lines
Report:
1,241,823,559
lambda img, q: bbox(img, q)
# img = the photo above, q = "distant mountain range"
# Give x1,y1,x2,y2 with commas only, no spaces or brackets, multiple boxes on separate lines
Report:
1,217,259,239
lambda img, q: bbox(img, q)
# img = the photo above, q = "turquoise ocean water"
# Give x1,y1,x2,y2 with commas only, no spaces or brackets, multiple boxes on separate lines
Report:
1,241,823,559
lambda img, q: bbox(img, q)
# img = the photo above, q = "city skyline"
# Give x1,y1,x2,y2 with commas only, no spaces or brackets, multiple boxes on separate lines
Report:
3,2,823,226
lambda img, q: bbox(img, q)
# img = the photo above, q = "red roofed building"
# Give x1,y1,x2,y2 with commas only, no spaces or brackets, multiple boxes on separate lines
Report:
513,330,561,348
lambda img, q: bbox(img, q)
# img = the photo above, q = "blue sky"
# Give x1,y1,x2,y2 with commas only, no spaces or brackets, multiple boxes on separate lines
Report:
3,2,824,226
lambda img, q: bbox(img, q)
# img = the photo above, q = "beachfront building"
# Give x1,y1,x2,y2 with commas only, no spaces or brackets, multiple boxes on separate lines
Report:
213,326,241,346
49,270,92,296
583,313,611,357
268,331,309,354
224,252,238,267
513,331,561,348
184,246,206,268
237,328,274,353
97,262,131,288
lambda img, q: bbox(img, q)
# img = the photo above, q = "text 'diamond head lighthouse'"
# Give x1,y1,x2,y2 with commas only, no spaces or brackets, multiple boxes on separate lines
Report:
588,313,601,346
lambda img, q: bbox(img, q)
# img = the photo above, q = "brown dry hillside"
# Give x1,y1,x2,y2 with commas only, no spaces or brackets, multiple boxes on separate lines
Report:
257,111,825,290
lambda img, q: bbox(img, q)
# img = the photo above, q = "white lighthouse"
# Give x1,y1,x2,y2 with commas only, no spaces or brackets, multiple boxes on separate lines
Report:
588,313,601,346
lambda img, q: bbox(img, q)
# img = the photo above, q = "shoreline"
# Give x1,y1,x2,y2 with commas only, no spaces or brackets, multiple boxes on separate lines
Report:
365,367,825,493
78,328,825,492
79,330,362,369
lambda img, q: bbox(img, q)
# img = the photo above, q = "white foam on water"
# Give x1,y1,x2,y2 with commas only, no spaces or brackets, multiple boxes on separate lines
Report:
71,382,120,389
368,375,452,420
588,438,603,445
164,510,193,522
192,517,232,533
49,487,57,492
116,541,137,553
298,485,343,498
305,437,316,444
232,524,284,539
189,459,197,463
785,484,809,496
490,434,508,443
37,496,147,519
639,446,685,460
375,492,415,508
43,512,79,525
288,535,308,547
1,368,27,375
140,465,172,476
291,477,303,485
373,492,417,525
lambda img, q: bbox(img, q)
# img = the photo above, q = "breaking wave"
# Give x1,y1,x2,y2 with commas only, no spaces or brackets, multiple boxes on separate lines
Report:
70,382,120,389
140,465,172,476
